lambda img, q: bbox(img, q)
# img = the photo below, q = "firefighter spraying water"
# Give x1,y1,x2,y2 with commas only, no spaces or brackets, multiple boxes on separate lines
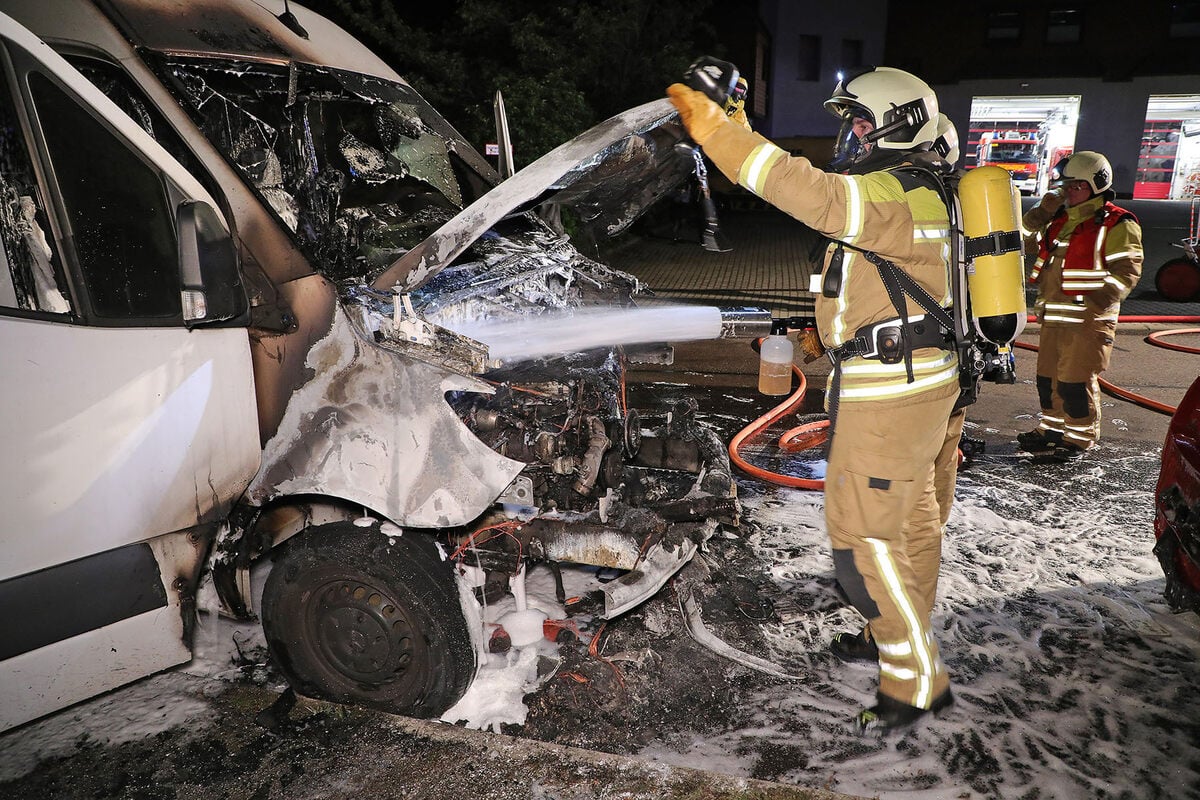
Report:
670,57,1027,735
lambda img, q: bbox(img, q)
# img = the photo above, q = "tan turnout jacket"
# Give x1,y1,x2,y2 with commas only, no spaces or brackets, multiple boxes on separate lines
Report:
699,123,957,403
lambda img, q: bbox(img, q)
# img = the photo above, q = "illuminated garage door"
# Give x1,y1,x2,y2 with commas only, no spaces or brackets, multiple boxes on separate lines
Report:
1137,95,1200,200
967,96,1080,196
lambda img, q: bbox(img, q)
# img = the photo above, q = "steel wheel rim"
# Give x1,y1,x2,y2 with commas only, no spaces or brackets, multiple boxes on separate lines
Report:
307,578,418,686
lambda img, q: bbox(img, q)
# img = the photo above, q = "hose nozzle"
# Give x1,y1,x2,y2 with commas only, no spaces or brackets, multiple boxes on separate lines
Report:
718,307,772,339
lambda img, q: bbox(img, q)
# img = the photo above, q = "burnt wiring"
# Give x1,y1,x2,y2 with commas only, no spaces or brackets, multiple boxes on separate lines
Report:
449,519,526,563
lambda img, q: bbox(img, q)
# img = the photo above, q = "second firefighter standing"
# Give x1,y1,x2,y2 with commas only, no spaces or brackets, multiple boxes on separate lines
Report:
1019,151,1144,462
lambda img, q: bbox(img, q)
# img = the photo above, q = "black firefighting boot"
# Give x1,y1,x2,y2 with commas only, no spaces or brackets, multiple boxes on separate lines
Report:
830,628,879,663
855,688,954,736
1016,428,1061,454
1048,442,1090,464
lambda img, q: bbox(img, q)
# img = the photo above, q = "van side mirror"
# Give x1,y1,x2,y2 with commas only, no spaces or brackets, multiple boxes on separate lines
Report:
176,200,249,327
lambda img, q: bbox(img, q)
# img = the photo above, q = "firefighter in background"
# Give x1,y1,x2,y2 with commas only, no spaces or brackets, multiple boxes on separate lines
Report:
1018,151,1144,462
668,66,960,734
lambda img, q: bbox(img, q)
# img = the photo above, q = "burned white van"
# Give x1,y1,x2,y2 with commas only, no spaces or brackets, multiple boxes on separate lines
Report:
0,1,762,729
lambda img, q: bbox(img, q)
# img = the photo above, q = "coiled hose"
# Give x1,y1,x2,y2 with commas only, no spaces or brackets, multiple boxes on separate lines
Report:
730,322,1200,490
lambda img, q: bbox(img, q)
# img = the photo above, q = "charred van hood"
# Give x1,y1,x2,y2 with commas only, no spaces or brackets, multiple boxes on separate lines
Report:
371,99,691,293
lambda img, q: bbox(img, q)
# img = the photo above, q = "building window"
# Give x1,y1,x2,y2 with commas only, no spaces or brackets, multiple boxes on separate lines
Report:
841,39,863,72
987,11,1022,41
754,29,771,117
1170,2,1200,37
1046,9,1083,43
797,34,821,81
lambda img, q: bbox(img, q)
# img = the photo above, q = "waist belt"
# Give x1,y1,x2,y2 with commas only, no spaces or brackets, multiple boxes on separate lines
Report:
823,314,954,429
825,314,954,365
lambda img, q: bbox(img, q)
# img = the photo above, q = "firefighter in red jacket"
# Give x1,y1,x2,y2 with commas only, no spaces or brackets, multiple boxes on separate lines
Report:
669,65,961,735
1018,151,1144,462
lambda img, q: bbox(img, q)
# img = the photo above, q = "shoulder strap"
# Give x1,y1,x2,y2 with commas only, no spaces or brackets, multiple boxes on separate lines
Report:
1104,201,1138,226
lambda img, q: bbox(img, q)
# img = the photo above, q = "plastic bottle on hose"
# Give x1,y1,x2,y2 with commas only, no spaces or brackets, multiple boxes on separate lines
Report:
758,320,794,396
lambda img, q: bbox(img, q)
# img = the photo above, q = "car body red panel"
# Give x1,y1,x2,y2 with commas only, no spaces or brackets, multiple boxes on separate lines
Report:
1154,374,1200,610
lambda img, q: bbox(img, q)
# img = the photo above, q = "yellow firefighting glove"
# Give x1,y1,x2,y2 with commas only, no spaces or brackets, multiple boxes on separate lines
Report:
727,105,751,130
667,83,728,146
1037,187,1066,215
723,77,751,130
798,328,826,363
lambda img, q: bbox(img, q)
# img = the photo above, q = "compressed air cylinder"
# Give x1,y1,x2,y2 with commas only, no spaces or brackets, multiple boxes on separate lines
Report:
758,323,794,396
959,165,1027,345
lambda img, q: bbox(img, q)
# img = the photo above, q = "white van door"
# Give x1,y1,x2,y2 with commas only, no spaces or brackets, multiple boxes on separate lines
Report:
0,15,260,730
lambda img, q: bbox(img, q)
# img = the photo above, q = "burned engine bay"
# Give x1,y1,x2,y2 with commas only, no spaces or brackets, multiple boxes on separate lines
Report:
445,355,739,617
374,234,743,619
147,52,740,617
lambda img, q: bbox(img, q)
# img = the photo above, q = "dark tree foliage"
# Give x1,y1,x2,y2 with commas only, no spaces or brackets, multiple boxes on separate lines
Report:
306,0,723,167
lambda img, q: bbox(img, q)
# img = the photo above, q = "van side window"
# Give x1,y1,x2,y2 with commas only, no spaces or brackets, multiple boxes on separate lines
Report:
63,56,224,211
28,72,179,320
0,74,69,314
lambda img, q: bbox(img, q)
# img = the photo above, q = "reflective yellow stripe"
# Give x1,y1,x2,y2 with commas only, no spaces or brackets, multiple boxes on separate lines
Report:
912,226,949,241
1105,249,1139,262
842,175,865,244
738,143,786,196
826,250,857,346
1093,223,1108,270
876,639,913,657
839,362,960,400
867,538,935,708
880,662,919,681
826,176,864,348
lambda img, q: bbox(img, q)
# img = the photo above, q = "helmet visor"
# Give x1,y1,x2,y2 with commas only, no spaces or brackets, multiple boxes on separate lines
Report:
829,114,874,171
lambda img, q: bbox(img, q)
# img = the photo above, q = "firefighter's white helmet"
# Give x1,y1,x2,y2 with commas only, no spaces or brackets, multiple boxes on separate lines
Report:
825,66,939,169
1052,150,1113,195
931,113,960,164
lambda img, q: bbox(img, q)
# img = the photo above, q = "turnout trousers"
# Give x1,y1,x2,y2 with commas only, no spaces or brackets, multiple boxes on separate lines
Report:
825,380,962,709
1034,319,1115,449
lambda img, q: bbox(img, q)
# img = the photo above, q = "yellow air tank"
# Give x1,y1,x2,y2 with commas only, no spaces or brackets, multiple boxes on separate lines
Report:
959,165,1027,345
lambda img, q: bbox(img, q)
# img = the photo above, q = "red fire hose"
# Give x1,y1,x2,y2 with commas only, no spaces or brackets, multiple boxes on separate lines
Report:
726,362,828,491
731,318,1200,489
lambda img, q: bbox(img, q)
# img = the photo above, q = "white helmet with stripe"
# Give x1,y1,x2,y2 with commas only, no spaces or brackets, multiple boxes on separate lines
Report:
825,66,939,170
1052,150,1112,195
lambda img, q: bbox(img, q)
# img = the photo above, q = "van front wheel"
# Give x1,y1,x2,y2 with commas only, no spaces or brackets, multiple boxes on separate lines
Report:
260,521,475,718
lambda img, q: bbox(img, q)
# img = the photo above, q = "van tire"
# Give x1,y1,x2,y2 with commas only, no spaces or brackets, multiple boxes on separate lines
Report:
260,521,475,718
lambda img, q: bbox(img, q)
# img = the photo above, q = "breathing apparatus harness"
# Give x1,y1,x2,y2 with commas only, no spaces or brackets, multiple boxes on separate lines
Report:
819,161,1018,427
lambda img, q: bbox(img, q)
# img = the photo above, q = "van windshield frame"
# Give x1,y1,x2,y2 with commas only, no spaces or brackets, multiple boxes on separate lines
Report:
151,55,496,284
